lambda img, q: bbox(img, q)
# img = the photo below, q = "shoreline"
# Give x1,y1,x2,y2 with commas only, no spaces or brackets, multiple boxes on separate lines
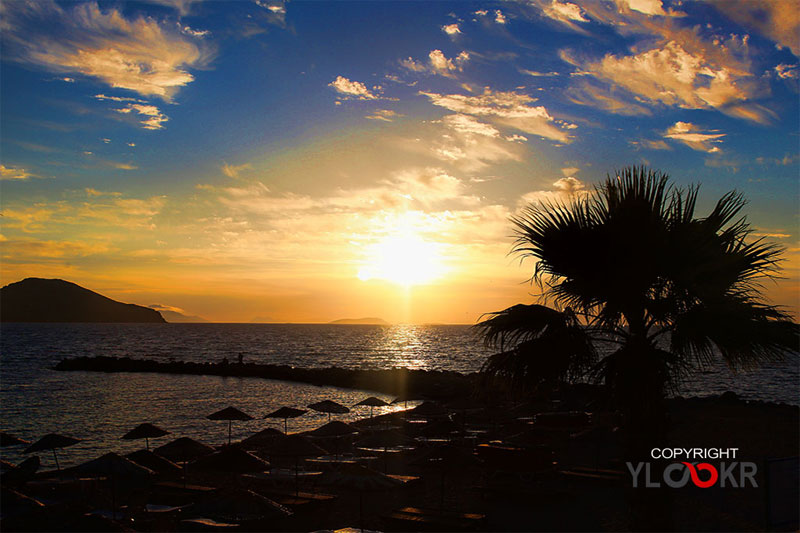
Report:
54,356,477,399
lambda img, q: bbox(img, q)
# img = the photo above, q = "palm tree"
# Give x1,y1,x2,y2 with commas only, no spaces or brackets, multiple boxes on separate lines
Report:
478,167,797,423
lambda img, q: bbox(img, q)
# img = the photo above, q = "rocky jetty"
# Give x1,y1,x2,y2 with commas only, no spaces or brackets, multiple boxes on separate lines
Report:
54,355,475,397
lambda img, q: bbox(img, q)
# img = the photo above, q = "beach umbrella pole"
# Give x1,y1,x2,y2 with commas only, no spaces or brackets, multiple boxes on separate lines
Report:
284,418,288,434
145,437,149,451
228,421,232,445
294,456,299,496
359,491,364,533
53,449,61,472
440,471,445,512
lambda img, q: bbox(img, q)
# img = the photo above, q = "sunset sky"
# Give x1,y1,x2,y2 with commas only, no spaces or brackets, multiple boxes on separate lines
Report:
1,0,798,324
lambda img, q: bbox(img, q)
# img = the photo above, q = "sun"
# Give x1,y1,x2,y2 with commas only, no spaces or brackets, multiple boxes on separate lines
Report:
357,233,445,287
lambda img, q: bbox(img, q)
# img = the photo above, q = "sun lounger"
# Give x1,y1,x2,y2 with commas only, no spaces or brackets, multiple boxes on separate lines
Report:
384,506,486,531
180,517,241,530
386,473,420,485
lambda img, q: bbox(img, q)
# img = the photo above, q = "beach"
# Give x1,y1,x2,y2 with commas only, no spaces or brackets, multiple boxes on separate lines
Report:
2,375,797,532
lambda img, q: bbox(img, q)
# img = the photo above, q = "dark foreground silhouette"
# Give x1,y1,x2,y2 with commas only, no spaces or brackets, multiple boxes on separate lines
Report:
0,278,165,323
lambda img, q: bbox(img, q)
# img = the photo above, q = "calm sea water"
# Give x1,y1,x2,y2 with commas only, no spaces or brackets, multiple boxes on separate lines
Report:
1,323,797,468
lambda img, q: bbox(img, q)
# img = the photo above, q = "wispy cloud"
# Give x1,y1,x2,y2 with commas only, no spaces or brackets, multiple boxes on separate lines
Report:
429,114,523,171
710,1,800,57
421,88,574,142
221,162,252,179
1,1,211,101
144,0,201,16
520,69,559,77
562,38,771,123
0,164,43,181
663,122,724,153
365,109,402,122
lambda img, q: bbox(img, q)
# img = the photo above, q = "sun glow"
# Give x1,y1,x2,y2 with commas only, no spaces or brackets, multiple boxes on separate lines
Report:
357,233,446,287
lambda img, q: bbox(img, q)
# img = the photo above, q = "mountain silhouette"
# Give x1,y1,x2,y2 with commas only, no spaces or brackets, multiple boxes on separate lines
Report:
0,278,166,323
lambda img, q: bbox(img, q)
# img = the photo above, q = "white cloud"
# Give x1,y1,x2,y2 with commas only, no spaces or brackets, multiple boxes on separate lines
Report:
116,103,169,130
518,177,589,207
400,50,469,78
2,2,210,101
442,23,461,35
663,121,725,153
564,40,771,123
180,25,210,38
421,88,573,143
329,76,377,100
495,10,507,24
774,63,799,80
614,0,666,16
544,0,589,24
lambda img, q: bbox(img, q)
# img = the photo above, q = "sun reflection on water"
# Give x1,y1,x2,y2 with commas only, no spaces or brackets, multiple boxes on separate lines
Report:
378,324,427,370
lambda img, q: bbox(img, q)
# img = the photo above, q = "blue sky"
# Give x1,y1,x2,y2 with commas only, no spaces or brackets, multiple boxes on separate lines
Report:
1,0,798,323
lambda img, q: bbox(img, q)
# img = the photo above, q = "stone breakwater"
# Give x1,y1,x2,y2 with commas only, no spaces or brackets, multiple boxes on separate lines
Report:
54,356,477,398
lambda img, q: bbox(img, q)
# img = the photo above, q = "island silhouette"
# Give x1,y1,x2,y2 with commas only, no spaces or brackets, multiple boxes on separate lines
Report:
329,317,389,325
0,278,165,323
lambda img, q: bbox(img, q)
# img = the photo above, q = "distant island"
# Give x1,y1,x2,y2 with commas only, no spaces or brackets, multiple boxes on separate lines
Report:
0,278,166,323
329,317,390,325
148,304,208,323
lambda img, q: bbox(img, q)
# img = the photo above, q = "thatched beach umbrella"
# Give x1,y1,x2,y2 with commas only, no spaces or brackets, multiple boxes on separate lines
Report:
320,463,402,530
207,407,254,445
154,437,215,463
265,407,307,434
391,391,426,409
308,400,350,421
267,435,325,495
73,452,155,519
121,423,169,451
127,449,183,476
309,421,358,438
0,432,30,447
309,421,359,459
355,430,413,474
24,434,80,472
191,447,270,474
242,427,286,452
154,436,215,487
354,397,390,419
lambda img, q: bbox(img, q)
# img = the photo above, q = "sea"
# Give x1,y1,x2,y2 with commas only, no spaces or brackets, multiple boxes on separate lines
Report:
1,323,798,468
